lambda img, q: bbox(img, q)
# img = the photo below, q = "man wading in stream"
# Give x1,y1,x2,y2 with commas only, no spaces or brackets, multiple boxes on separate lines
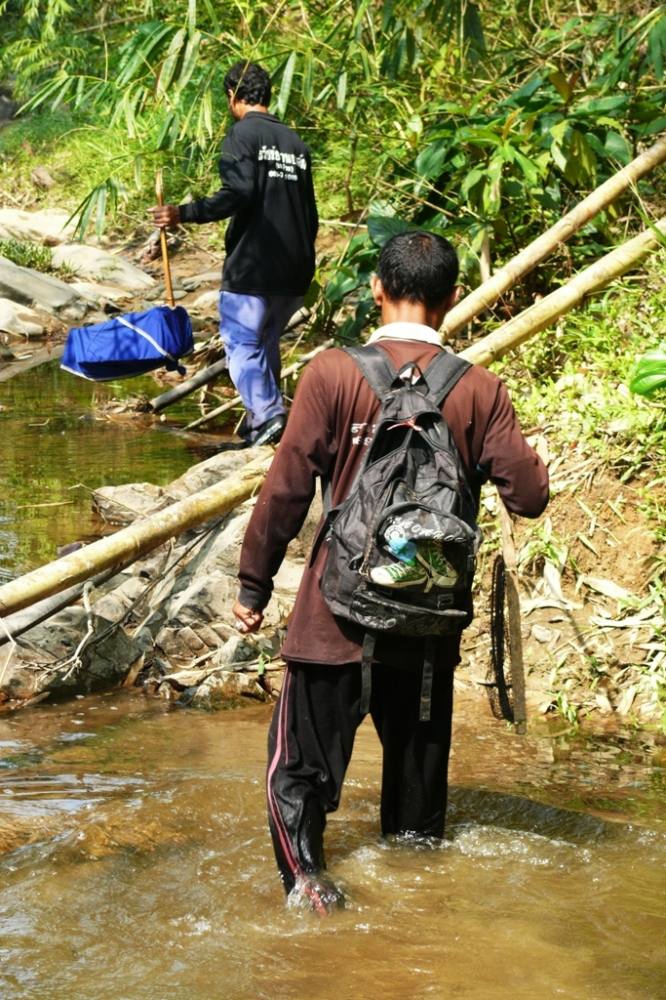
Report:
232,232,549,914
151,60,318,447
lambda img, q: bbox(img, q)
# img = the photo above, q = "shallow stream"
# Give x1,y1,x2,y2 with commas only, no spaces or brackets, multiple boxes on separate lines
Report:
1,358,665,999
1,688,664,1000
0,360,213,577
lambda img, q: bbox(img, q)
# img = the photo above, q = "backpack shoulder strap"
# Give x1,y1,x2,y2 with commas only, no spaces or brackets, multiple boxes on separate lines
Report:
423,350,471,406
344,344,398,401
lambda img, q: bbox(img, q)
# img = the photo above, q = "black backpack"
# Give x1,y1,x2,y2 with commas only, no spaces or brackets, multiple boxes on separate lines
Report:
319,344,482,721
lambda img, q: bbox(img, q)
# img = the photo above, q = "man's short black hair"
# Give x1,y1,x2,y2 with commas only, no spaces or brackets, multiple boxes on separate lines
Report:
224,61,272,106
377,231,459,309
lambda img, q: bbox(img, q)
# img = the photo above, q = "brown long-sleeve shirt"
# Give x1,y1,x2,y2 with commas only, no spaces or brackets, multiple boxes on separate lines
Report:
238,328,549,667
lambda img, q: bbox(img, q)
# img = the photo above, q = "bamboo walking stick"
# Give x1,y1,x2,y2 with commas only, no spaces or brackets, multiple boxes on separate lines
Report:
443,133,666,338
155,169,175,309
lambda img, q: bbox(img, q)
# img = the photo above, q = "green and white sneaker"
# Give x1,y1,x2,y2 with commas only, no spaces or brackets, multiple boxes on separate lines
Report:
416,541,459,587
370,560,427,588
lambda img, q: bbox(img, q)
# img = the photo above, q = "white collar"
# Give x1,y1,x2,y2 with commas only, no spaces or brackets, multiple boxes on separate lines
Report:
367,321,441,346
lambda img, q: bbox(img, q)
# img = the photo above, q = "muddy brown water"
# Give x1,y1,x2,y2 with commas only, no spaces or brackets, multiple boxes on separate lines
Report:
1,358,665,998
1,688,664,1000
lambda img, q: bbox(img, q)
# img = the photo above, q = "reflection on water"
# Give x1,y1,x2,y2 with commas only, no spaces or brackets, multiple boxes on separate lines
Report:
0,689,664,1000
0,361,213,576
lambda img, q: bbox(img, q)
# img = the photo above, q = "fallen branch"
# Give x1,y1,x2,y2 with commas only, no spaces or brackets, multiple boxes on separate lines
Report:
146,357,229,413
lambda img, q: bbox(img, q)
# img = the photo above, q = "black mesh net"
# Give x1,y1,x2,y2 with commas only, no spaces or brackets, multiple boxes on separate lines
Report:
487,554,515,723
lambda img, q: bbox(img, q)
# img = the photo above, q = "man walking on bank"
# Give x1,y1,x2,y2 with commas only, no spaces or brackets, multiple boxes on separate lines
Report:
151,60,318,446
232,232,549,913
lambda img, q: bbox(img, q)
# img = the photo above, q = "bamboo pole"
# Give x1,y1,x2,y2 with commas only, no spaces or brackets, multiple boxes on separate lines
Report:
461,217,666,368
0,454,272,619
183,339,334,431
442,133,666,338
0,564,126,648
498,503,527,734
147,357,229,413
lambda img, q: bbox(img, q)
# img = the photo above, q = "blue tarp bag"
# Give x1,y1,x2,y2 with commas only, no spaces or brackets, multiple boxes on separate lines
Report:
61,304,193,381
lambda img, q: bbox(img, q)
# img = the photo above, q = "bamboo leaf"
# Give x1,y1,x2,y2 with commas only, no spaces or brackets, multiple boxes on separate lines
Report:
116,22,173,87
175,30,201,93
301,50,314,104
336,70,347,110
157,28,187,98
95,184,107,241
276,51,297,117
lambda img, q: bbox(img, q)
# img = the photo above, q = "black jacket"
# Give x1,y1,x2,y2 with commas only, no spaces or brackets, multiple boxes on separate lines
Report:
179,112,318,297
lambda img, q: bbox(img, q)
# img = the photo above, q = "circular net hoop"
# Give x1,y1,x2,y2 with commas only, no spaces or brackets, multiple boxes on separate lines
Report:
488,554,515,723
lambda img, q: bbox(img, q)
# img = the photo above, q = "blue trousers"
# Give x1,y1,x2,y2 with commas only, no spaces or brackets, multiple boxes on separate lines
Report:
218,292,303,432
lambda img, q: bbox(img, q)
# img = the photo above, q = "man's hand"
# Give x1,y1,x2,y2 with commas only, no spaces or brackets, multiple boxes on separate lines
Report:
232,600,264,635
149,204,181,228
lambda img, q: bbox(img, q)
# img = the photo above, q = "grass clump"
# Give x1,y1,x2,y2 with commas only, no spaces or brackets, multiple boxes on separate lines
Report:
0,236,53,271
0,236,76,280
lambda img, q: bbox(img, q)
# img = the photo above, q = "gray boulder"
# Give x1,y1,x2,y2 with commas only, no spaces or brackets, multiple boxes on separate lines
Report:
0,297,48,337
0,256,90,319
51,244,155,290
0,208,75,244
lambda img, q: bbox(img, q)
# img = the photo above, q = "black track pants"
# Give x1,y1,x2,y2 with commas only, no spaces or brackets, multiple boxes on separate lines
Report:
266,660,455,894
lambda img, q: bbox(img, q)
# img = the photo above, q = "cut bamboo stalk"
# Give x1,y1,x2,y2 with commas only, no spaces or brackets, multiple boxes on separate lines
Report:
443,133,666,338
498,502,527,734
0,454,272,619
461,217,666,368
0,564,127,648
184,339,334,431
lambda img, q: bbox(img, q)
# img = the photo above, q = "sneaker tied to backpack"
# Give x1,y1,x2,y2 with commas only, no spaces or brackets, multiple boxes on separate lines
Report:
416,540,458,587
370,559,427,589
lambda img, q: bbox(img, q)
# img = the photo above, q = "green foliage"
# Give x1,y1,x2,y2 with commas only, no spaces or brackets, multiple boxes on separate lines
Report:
0,1,663,298
0,235,77,278
630,344,666,397
0,236,53,271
